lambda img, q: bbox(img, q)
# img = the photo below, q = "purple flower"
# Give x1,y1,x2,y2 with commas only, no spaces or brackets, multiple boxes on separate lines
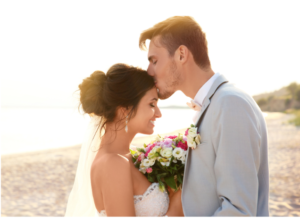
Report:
162,138,173,148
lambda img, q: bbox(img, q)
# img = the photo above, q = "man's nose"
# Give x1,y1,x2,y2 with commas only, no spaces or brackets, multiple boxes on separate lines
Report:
147,64,155,77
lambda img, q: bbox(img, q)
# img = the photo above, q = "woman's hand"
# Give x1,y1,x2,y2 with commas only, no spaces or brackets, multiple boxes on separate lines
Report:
166,189,184,216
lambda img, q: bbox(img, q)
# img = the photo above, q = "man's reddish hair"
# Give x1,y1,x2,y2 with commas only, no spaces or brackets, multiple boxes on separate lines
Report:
139,16,211,69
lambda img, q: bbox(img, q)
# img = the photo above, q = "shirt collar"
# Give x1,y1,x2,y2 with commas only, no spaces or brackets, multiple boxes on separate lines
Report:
194,73,220,106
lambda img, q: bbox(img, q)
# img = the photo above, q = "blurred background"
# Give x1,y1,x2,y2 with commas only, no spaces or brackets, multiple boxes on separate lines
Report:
1,0,300,216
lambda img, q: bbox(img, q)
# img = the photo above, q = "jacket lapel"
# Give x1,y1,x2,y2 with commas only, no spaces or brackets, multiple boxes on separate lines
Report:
183,75,229,186
195,74,229,127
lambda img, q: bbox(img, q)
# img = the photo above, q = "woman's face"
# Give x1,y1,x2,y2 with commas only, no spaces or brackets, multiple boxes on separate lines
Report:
128,87,162,135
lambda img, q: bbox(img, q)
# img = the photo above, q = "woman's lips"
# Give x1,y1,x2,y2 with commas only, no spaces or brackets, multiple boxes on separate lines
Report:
150,120,155,126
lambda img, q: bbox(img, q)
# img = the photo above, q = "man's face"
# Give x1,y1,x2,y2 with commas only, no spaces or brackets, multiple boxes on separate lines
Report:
147,36,181,99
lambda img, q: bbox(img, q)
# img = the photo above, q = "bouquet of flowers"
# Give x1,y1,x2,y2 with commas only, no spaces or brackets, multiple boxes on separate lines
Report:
130,124,201,192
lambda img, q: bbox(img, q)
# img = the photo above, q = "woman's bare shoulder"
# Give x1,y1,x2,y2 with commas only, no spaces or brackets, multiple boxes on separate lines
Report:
90,153,135,216
91,153,132,182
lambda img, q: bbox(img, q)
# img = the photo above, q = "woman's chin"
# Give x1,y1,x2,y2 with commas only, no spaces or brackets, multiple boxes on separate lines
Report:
140,128,154,135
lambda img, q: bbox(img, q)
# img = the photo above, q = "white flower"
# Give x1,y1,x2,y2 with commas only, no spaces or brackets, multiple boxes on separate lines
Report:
139,167,147,174
161,159,171,167
195,134,201,145
160,147,173,158
172,147,185,159
179,155,186,164
154,135,162,142
158,157,171,167
139,162,147,174
187,137,197,149
149,159,155,166
142,158,155,167
147,146,161,159
188,127,198,138
178,151,187,164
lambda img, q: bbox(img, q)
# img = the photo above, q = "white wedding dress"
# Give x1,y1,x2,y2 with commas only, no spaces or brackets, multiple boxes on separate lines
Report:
96,183,169,216
65,117,169,217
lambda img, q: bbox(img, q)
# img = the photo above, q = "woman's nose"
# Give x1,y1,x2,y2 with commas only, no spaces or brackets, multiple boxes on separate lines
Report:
155,106,162,118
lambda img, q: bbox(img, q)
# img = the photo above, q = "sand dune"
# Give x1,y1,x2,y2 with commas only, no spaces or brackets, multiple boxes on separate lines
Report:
1,113,300,216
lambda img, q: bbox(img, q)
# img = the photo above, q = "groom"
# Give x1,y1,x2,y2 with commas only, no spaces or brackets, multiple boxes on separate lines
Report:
139,16,269,216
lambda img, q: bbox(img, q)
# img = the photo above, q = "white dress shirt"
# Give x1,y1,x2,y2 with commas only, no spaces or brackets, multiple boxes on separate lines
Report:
192,73,220,123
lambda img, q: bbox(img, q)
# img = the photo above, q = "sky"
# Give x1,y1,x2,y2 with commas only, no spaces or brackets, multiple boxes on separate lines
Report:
1,0,300,108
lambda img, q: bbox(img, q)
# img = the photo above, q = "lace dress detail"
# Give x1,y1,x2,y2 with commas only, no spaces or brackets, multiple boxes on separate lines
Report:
96,183,169,216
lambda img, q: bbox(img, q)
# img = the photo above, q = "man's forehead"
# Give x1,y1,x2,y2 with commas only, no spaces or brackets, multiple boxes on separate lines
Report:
148,36,163,57
149,36,162,49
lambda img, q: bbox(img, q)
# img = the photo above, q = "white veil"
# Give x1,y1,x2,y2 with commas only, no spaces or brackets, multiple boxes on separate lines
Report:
65,115,102,217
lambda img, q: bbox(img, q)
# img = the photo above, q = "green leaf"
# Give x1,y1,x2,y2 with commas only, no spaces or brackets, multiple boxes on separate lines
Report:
132,157,136,163
177,165,184,170
129,148,136,155
147,174,155,183
137,147,146,153
158,180,166,192
156,172,168,180
164,175,177,190
177,173,183,184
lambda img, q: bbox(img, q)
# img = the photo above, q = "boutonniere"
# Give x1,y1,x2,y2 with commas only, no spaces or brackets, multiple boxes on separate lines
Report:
185,124,201,150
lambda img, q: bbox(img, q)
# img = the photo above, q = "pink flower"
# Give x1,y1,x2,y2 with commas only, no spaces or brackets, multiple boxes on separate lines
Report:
138,153,145,162
166,135,177,139
185,129,189,136
145,144,156,157
146,168,153,173
182,135,187,142
177,141,188,151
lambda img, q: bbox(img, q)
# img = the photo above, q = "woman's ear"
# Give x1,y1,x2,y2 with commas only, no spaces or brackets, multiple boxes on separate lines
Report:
116,106,129,121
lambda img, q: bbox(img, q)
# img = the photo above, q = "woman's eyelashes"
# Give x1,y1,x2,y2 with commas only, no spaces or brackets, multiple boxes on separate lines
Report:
150,103,155,107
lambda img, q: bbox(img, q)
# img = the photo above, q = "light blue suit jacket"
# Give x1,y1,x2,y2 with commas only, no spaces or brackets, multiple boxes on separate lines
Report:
181,75,269,216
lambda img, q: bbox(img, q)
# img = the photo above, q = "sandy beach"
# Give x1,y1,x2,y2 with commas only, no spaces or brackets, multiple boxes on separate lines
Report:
1,112,300,216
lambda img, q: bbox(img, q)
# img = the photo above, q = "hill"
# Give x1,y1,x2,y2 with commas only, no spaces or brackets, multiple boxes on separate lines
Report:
253,82,300,112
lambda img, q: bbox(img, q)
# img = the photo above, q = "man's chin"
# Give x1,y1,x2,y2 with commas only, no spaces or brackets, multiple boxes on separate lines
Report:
158,90,175,100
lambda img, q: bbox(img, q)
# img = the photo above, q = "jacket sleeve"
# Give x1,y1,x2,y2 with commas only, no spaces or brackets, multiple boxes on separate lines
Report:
211,94,261,216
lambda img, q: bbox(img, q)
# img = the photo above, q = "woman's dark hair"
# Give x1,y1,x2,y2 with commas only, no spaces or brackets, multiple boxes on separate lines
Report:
78,63,155,135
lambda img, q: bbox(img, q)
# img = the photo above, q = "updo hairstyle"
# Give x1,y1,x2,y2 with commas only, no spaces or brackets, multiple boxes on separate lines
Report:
78,63,155,134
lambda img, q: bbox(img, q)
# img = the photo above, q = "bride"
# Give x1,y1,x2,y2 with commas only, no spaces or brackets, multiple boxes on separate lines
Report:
65,63,183,216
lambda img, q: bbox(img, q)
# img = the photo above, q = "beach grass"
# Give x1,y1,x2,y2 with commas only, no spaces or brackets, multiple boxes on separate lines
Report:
285,109,300,126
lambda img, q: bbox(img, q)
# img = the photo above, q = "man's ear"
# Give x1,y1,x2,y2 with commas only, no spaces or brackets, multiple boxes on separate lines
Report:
177,45,189,63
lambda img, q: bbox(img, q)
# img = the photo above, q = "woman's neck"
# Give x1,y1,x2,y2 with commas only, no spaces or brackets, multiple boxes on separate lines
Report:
99,123,136,154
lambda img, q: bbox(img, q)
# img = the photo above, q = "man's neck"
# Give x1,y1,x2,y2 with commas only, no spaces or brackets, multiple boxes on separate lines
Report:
179,65,215,99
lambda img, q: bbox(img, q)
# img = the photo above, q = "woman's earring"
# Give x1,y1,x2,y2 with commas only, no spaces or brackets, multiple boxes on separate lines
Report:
125,115,128,133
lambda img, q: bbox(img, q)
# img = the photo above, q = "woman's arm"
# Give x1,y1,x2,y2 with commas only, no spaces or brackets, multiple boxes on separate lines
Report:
166,189,184,216
96,154,136,216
